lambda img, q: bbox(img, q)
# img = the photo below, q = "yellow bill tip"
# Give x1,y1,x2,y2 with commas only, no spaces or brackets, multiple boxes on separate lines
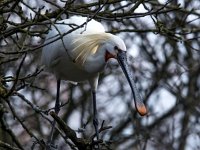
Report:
137,105,147,116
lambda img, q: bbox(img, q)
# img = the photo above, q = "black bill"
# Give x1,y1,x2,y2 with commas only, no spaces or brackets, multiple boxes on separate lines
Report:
117,50,147,116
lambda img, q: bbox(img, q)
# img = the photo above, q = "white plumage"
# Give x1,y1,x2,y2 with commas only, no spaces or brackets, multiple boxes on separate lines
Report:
42,16,126,84
42,16,147,145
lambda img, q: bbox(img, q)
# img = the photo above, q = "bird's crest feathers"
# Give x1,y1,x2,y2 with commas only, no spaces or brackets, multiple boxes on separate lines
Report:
72,33,112,65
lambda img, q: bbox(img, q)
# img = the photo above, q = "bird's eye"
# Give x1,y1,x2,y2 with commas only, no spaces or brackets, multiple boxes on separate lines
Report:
114,46,123,53
114,46,118,50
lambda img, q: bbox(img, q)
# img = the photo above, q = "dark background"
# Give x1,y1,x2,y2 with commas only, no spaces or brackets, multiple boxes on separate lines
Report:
0,0,200,149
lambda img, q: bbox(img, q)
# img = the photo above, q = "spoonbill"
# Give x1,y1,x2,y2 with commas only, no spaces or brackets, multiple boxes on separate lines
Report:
41,16,147,145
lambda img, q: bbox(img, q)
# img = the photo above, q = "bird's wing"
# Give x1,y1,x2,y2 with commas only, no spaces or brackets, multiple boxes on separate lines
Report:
56,16,105,35
42,16,106,68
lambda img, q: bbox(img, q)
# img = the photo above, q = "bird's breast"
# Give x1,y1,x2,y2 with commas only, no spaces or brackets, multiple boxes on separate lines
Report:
83,54,107,73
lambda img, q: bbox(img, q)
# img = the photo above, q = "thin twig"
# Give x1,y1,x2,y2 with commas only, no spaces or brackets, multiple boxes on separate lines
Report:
0,140,21,150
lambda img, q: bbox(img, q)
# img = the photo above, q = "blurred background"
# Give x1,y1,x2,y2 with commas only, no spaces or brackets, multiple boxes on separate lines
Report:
0,0,200,149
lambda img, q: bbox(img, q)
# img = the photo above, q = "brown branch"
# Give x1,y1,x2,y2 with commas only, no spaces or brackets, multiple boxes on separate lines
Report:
90,120,112,140
1,0,193,41
5,99,45,149
0,140,21,150
4,53,26,98
0,105,24,150
129,0,145,12
50,111,90,150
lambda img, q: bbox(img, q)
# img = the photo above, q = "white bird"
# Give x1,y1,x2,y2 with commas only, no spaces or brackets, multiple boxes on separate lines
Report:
42,16,147,146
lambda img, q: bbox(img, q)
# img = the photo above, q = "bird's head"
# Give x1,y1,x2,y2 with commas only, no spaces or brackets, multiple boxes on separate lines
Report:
104,35,147,116
103,35,126,61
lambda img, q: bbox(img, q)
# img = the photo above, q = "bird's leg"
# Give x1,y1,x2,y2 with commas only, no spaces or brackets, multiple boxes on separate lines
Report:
89,75,100,149
47,79,61,149
92,90,99,142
